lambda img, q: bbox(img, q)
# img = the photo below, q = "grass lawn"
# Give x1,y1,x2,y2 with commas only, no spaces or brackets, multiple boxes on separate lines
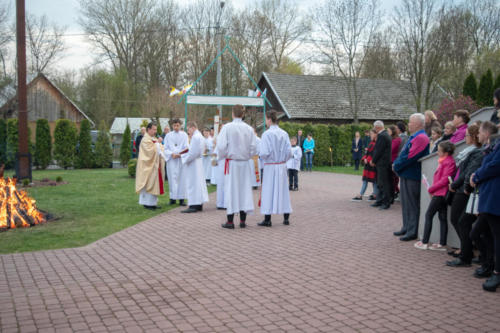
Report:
312,165,363,176
0,168,215,254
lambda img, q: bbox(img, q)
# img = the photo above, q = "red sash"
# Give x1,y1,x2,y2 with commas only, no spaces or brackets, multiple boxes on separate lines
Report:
224,159,232,175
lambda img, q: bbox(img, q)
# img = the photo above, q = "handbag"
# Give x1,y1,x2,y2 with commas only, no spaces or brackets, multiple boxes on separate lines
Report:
445,190,455,206
465,189,479,215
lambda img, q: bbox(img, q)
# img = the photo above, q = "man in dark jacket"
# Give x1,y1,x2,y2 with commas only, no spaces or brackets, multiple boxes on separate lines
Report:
393,114,430,241
370,120,393,209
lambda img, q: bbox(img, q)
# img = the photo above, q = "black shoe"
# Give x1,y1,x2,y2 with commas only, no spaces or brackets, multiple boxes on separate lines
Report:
217,207,226,210
400,235,417,241
368,195,376,201
378,205,390,210
144,205,156,210
371,202,382,207
472,257,483,265
221,222,235,229
258,220,272,227
169,199,176,205
179,200,187,206
289,187,293,191
483,273,500,292
474,265,493,278
446,258,471,267
393,230,406,236
283,220,289,225
181,207,199,213
239,222,246,228
447,248,459,256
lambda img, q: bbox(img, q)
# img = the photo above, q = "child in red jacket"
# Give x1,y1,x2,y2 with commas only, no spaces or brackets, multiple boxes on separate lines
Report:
415,141,457,251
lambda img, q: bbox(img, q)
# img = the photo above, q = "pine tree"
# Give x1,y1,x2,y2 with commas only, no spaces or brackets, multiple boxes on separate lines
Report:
462,73,477,100
77,119,93,168
477,69,494,107
0,119,6,166
34,119,52,169
54,119,78,169
94,121,113,168
494,73,500,91
120,123,132,166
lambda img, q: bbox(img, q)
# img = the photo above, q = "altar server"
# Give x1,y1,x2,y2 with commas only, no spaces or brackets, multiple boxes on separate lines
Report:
135,122,165,210
216,105,257,229
181,122,209,213
202,128,213,183
287,136,302,191
259,110,293,226
163,119,188,206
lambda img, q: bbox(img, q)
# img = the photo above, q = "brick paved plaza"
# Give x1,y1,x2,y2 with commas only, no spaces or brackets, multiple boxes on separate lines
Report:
1,172,499,332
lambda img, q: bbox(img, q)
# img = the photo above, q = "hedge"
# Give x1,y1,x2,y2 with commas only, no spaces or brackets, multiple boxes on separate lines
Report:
34,119,52,169
54,119,78,169
279,121,373,167
128,158,137,177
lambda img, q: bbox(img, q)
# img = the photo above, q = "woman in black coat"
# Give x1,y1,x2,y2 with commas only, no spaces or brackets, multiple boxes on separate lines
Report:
351,131,363,170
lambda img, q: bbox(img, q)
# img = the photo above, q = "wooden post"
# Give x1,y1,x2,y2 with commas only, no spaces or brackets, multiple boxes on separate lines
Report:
16,0,31,181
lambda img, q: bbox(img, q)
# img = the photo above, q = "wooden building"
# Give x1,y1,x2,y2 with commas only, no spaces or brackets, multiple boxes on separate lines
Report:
0,73,94,140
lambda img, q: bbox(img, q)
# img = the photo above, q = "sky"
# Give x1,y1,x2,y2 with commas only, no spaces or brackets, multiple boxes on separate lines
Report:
4,0,401,75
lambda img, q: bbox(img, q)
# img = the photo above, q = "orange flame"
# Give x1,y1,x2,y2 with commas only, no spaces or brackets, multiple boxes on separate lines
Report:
0,178,46,230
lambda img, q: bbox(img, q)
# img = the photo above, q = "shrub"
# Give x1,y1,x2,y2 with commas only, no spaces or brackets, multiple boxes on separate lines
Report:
120,123,132,166
462,73,477,101
434,95,479,126
34,119,52,169
0,119,6,165
22,178,30,186
495,73,500,91
94,121,113,168
128,158,137,177
54,119,78,169
477,69,494,107
56,176,63,182
6,118,19,169
77,119,94,168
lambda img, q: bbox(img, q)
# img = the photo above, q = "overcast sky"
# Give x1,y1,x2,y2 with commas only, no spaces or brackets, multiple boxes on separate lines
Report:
5,0,401,74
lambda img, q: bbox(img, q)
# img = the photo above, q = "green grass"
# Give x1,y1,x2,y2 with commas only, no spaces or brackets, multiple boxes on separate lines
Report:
0,168,215,254
312,165,363,176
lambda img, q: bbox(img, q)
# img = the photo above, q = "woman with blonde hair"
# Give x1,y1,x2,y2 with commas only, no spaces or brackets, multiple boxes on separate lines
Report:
424,110,441,137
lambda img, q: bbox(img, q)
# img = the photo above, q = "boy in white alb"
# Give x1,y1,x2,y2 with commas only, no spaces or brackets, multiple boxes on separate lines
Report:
258,110,293,226
216,105,257,229
287,136,302,191
163,119,188,206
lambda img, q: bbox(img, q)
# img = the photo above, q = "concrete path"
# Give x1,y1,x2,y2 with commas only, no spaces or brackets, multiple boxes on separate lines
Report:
1,172,498,333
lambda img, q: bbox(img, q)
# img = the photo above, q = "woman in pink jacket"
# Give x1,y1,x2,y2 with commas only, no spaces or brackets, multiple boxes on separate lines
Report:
415,141,457,251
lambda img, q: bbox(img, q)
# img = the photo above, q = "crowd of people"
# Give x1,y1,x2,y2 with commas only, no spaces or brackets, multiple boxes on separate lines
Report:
351,88,500,292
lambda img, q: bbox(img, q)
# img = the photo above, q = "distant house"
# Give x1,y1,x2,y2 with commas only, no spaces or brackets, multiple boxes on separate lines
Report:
257,72,433,125
0,73,94,140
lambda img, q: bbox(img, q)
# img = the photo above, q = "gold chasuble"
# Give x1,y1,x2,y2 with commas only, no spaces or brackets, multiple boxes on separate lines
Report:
135,133,165,196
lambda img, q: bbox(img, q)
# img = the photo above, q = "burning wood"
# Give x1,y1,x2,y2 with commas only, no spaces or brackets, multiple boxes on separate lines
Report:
0,178,46,230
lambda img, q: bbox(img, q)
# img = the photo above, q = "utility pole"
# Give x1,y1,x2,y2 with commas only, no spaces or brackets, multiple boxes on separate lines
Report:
216,1,225,124
16,0,31,181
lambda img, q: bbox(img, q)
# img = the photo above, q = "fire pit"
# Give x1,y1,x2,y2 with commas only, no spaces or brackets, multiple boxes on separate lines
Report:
0,178,47,231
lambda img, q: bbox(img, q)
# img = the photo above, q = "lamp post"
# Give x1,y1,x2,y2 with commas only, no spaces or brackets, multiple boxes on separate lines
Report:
216,1,225,124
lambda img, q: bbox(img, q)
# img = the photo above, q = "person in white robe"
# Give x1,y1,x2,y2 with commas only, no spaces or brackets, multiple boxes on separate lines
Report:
135,122,165,209
202,129,213,182
181,122,209,213
286,136,302,191
163,119,188,206
258,110,293,226
211,124,226,209
216,105,257,229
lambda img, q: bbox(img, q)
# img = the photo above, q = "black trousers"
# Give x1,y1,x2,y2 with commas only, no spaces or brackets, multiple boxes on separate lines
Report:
457,213,478,263
483,213,500,272
450,193,469,237
353,158,360,170
422,196,448,245
288,169,298,189
470,214,494,267
376,164,392,206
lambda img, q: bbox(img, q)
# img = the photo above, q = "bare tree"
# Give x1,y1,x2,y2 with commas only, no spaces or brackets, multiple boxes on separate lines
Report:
313,0,381,123
0,2,11,77
463,0,500,56
25,14,66,74
261,0,311,70
392,0,447,112
361,29,400,80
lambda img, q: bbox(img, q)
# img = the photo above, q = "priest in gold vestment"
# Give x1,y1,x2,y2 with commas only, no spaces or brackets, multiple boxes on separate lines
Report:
135,122,165,210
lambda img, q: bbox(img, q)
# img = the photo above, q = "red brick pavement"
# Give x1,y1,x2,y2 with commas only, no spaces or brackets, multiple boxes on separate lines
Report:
1,172,499,333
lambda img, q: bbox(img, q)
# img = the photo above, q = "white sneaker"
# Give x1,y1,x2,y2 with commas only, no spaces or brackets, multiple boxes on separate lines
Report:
429,243,447,251
414,241,428,250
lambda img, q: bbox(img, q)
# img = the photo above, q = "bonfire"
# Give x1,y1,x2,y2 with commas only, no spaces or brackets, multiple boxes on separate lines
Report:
0,177,46,230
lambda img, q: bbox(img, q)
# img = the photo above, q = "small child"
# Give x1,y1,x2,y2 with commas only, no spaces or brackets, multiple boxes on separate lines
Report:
414,140,456,251
287,137,302,191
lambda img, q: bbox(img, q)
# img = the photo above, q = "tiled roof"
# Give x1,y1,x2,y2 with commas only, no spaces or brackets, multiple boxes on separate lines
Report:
259,72,426,121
